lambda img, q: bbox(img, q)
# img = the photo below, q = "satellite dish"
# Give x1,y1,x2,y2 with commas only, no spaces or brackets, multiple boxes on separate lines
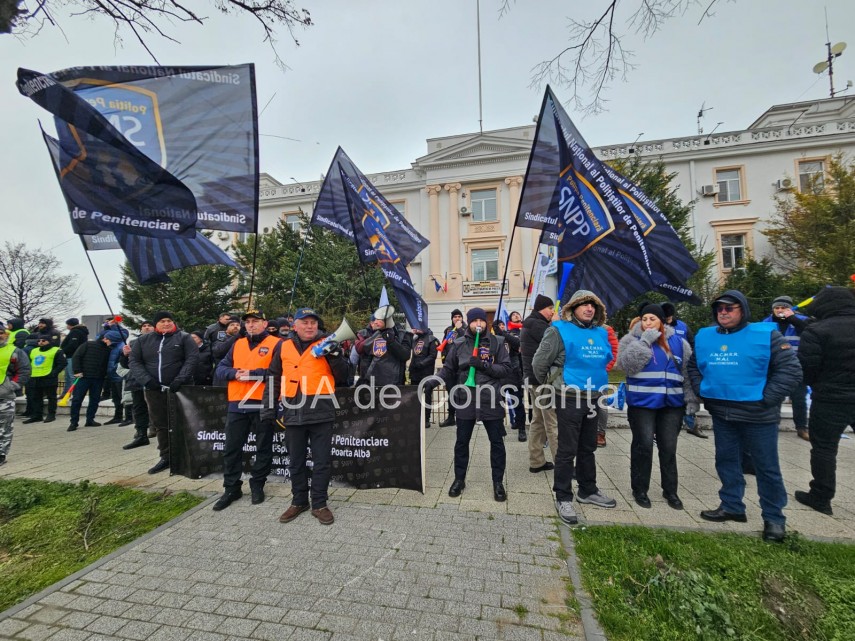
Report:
814,60,830,74
831,42,847,56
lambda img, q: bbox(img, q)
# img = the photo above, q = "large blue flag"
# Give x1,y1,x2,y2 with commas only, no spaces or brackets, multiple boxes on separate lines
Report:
515,87,698,312
337,167,429,331
20,65,257,282
313,147,429,266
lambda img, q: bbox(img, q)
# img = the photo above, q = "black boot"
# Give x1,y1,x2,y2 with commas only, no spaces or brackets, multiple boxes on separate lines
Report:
118,406,134,427
104,406,124,425
123,428,150,450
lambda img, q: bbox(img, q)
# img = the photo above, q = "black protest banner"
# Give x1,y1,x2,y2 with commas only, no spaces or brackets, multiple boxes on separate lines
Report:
168,385,425,492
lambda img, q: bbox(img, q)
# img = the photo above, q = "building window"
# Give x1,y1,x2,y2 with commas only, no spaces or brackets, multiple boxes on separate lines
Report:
715,168,743,203
390,201,406,216
720,233,745,270
798,159,825,193
471,189,497,222
236,231,250,244
284,214,302,233
471,248,499,280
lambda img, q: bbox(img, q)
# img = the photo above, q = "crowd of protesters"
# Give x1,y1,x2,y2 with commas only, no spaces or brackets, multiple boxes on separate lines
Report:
1,285,852,538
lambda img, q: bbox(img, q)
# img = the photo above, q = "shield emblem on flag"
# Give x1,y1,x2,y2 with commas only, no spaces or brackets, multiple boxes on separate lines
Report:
372,339,388,357
68,81,168,167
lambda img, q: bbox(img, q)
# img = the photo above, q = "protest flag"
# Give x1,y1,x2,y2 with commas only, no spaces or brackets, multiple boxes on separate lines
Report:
313,147,429,266
514,86,698,312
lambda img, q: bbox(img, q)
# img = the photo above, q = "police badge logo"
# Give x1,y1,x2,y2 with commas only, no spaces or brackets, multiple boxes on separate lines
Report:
478,345,491,362
373,339,388,357
259,347,270,356
414,340,424,355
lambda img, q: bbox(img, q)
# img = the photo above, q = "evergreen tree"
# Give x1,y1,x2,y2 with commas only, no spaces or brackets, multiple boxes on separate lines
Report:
118,262,243,333
233,216,391,330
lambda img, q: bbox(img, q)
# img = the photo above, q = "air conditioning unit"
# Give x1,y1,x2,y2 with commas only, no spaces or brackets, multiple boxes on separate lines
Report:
775,177,794,191
700,184,720,197
217,231,229,240
459,206,470,216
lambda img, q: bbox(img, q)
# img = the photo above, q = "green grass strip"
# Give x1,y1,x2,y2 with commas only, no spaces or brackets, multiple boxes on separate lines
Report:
0,478,203,611
572,525,855,641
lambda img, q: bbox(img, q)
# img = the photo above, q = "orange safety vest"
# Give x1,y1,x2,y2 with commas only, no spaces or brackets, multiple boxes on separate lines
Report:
227,334,281,402
280,337,336,399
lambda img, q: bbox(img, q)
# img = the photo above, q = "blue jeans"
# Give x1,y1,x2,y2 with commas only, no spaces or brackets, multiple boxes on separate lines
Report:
711,416,787,525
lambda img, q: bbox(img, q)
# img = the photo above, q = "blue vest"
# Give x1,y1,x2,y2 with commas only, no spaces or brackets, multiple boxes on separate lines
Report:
695,323,774,401
673,319,689,339
761,313,808,352
626,334,685,409
554,321,610,392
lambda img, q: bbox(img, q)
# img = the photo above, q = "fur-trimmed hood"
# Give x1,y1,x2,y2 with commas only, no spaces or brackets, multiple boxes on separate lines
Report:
559,290,607,326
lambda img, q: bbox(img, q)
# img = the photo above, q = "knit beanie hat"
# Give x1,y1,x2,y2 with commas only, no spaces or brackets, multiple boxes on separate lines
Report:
451,308,463,319
66,317,79,326
153,311,174,324
466,308,487,325
533,294,554,312
771,295,793,309
638,302,666,324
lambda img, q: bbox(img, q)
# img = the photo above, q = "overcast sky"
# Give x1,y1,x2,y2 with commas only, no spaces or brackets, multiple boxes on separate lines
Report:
1,0,853,318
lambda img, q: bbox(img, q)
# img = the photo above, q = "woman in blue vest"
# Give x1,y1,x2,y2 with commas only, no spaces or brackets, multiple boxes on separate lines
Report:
617,303,699,510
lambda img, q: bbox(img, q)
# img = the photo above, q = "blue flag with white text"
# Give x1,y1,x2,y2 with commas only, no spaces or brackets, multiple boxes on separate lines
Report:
515,87,698,312
312,147,429,266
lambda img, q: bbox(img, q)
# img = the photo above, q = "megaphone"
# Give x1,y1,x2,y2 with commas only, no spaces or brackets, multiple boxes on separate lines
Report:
311,317,357,358
372,304,396,329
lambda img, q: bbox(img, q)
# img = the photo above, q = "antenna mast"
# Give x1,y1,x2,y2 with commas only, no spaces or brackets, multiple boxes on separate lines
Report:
697,102,713,135
812,10,848,98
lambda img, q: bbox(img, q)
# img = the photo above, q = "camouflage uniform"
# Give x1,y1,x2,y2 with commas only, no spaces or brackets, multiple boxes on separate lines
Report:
0,334,32,462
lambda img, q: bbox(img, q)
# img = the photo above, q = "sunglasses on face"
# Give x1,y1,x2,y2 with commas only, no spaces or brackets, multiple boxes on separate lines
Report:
715,304,741,314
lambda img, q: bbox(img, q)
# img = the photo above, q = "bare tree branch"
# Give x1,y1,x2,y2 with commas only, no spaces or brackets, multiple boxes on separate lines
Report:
7,1,312,66
522,1,724,114
0,242,82,323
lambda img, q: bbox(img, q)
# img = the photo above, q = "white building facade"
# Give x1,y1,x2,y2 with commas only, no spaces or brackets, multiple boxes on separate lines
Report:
231,96,855,335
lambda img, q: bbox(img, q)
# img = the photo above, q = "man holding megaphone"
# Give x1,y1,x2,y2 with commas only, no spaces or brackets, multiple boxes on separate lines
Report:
426,308,512,502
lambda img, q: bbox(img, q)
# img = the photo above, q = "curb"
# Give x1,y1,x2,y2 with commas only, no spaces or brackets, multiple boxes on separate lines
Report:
559,522,608,641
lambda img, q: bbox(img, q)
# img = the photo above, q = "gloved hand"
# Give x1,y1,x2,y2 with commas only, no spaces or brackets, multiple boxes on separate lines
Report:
381,328,394,340
422,378,441,393
145,380,161,391
324,341,341,358
491,321,503,335
686,401,700,416
169,381,182,393
641,329,661,346
468,356,488,371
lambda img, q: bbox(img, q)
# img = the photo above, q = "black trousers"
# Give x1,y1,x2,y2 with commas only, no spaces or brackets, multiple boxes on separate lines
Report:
454,418,506,483
286,421,333,509
628,405,683,495
222,411,274,493
131,389,150,431
554,398,600,501
28,382,58,419
808,399,855,503
106,380,123,415
506,379,526,429
144,389,169,459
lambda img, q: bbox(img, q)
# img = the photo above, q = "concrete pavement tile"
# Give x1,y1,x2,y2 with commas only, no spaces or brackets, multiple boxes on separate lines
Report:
115,620,162,641
251,621,297,641
41,629,93,641
85,614,127,635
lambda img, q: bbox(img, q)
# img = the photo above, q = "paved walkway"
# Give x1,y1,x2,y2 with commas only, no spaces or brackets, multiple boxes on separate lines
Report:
1,409,853,640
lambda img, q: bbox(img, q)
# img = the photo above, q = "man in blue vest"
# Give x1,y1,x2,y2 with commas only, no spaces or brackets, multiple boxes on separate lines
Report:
762,295,811,441
532,290,618,525
688,290,802,542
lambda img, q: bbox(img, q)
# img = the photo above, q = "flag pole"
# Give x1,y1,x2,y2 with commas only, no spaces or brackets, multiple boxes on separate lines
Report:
287,228,310,318
79,237,114,316
245,231,261,311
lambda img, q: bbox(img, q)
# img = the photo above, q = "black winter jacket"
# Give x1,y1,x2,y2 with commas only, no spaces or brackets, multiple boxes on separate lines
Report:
72,340,111,379
61,325,89,358
687,290,802,424
435,330,512,421
409,331,439,379
520,310,551,382
798,286,855,404
129,329,199,388
357,326,413,385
